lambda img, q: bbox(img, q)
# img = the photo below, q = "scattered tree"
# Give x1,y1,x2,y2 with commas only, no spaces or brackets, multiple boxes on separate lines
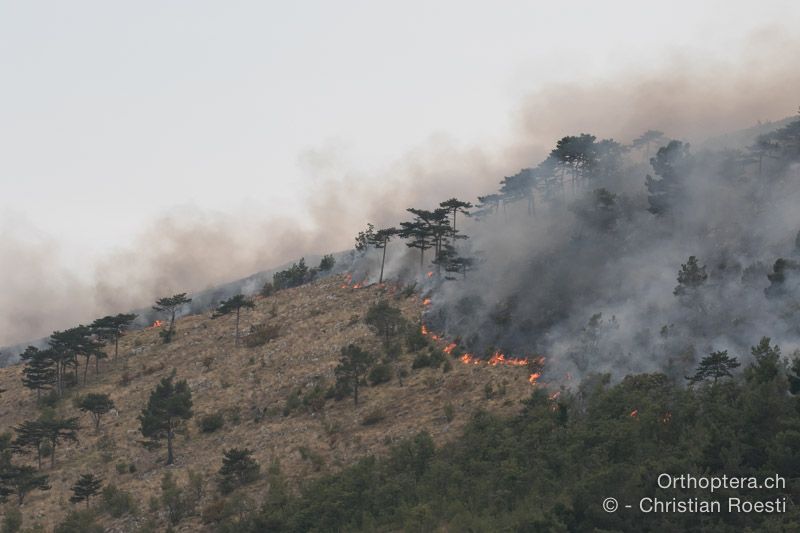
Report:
90,313,137,362
318,254,336,272
686,350,741,385
12,420,48,470
153,293,192,343
139,372,193,465
77,394,115,431
334,344,375,406
70,473,103,508
41,417,80,468
3,465,49,505
217,448,260,494
20,346,57,400
368,227,399,283
212,295,256,346
674,256,708,296
364,300,405,346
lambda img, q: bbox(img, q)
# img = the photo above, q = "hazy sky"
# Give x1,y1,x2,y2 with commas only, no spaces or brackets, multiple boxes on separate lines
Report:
1,0,798,273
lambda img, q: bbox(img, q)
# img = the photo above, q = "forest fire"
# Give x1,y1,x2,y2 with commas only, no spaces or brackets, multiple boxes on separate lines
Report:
148,320,164,329
340,273,366,289
487,351,528,366
426,271,433,278
630,409,639,418
422,298,432,306
420,320,545,384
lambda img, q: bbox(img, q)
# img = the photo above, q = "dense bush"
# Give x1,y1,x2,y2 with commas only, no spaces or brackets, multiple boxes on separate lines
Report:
198,412,225,433
368,363,393,385
99,484,138,518
243,323,280,347
273,258,314,290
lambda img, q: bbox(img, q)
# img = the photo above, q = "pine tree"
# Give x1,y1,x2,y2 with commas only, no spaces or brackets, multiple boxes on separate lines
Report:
139,373,193,465
212,295,255,347
364,300,405,346
334,344,375,406
69,473,103,508
645,140,691,216
4,465,49,505
686,350,741,385
41,417,80,468
49,326,106,387
439,198,473,234
77,394,115,431
91,313,137,362
674,256,708,296
153,294,192,343
12,420,48,470
20,346,57,400
745,337,782,383
217,448,260,494
367,227,399,283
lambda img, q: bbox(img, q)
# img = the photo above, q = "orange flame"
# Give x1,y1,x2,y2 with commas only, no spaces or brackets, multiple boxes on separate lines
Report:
426,271,433,278
422,298,432,306
630,409,639,418
148,320,164,329
421,324,429,336
528,372,541,384
443,343,457,354
487,351,529,366
549,391,561,401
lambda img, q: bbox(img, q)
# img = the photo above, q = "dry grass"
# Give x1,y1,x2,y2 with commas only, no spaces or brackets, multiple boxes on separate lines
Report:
0,274,535,531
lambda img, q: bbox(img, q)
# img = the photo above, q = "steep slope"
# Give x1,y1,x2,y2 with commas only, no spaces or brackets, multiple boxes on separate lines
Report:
0,274,536,531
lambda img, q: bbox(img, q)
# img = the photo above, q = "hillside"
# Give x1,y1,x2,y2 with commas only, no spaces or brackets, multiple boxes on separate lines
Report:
0,274,537,531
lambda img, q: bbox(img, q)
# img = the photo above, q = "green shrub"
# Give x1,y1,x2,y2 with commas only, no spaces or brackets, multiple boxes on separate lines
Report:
406,327,429,352
218,448,260,494
302,383,327,413
100,484,138,518
444,402,455,422
283,389,302,416
412,353,431,369
368,364,393,385
53,510,103,533
411,347,444,371
362,408,386,426
199,412,225,433
1,507,22,533
243,323,280,347
298,446,325,471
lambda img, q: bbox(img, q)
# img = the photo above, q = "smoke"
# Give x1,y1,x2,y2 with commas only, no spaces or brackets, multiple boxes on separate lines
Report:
2,31,800,358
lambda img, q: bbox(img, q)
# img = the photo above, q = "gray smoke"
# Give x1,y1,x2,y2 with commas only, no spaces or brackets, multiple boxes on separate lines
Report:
2,32,799,363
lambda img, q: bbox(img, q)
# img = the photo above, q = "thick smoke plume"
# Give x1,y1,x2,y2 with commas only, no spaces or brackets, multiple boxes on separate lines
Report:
2,34,799,362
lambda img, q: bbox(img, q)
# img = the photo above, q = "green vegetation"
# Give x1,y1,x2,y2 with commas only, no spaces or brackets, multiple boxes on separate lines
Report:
210,345,800,531
138,372,193,465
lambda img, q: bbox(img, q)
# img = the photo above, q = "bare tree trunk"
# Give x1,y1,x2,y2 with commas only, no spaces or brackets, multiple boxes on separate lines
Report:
379,244,387,283
234,308,240,347
167,428,175,465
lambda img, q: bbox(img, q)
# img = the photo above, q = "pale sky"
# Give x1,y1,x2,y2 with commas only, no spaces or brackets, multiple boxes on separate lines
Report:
1,1,798,273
